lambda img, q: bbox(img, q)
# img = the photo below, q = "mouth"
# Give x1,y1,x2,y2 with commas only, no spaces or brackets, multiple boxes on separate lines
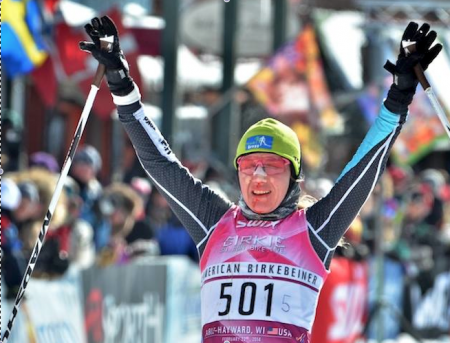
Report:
252,190,271,196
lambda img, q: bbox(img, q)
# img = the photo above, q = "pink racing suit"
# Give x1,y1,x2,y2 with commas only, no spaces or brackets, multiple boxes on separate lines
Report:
200,206,328,342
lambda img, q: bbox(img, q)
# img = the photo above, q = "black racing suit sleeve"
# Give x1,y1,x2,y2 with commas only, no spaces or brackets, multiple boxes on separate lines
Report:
306,104,407,269
118,101,233,256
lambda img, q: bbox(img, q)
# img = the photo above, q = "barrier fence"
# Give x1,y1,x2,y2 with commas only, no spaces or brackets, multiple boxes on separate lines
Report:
1,256,202,343
1,256,449,342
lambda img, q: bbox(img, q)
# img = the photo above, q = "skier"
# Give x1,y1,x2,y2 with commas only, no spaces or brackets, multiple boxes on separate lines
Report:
80,17,441,342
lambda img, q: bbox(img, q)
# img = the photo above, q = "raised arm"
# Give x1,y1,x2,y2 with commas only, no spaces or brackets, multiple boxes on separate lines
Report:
305,22,442,268
79,16,233,255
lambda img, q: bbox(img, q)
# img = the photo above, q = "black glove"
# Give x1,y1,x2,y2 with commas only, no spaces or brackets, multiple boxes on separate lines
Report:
79,16,134,96
384,22,442,114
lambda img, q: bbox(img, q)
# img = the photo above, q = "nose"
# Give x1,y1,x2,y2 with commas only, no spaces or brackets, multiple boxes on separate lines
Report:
253,164,267,177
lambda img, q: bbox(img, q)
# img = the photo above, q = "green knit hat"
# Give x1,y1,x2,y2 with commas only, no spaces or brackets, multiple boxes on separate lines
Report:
234,118,301,178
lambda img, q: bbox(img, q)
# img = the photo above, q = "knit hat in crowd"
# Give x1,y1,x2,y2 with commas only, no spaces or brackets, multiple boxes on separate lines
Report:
2,178,22,211
18,181,40,204
29,151,60,173
73,145,102,173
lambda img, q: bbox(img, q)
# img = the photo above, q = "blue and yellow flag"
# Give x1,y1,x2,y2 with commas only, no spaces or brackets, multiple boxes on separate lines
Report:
1,0,48,77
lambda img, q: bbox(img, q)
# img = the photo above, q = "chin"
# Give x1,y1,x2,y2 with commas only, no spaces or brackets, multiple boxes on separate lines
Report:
251,206,275,214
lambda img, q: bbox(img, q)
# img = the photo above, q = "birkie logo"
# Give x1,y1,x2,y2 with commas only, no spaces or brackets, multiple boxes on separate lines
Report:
246,135,273,150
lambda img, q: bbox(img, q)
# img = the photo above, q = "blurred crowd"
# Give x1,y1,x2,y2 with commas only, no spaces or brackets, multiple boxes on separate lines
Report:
360,165,450,336
2,142,450,338
359,164,450,287
2,145,230,298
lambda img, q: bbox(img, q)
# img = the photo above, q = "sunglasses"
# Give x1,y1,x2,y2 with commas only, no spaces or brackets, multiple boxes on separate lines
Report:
237,155,290,175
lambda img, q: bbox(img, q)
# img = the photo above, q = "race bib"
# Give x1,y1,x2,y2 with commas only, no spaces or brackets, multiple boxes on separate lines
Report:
201,262,323,330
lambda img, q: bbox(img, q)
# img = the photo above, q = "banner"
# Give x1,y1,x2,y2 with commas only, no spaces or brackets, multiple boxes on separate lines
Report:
413,271,450,336
2,257,448,342
366,257,405,340
247,24,342,171
2,257,202,343
1,268,86,343
164,257,202,343
311,257,368,343
82,261,166,343
82,256,202,343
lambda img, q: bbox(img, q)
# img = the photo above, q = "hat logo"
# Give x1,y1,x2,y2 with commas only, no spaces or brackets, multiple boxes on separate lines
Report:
246,135,273,150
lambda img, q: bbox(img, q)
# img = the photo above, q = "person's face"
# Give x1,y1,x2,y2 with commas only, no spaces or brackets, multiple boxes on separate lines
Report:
14,198,41,222
71,162,96,184
238,153,291,214
406,191,432,222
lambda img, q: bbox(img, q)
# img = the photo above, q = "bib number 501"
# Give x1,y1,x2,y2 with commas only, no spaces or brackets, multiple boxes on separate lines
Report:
218,282,274,316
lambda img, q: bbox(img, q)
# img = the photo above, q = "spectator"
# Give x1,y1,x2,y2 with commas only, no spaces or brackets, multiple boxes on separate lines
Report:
420,168,446,229
13,180,45,267
203,164,235,202
1,178,27,298
157,212,199,263
14,181,42,229
147,190,173,232
96,183,146,266
29,151,60,173
126,177,160,259
8,168,72,277
2,109,23,172
64,176,96,269
69,145,106,250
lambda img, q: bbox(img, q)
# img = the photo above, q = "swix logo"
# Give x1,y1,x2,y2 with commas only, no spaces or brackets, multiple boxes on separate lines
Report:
236,220,280,229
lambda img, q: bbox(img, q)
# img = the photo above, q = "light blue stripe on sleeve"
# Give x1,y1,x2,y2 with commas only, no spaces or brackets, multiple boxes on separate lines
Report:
337,104,406,182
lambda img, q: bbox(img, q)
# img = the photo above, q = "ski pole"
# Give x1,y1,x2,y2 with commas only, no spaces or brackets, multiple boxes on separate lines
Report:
404,41,450,140
1,64,106,343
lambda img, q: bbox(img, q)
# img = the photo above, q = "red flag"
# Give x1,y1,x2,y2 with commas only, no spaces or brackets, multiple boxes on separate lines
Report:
31,7,144,119
55,21,89,76
31,56,58,106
